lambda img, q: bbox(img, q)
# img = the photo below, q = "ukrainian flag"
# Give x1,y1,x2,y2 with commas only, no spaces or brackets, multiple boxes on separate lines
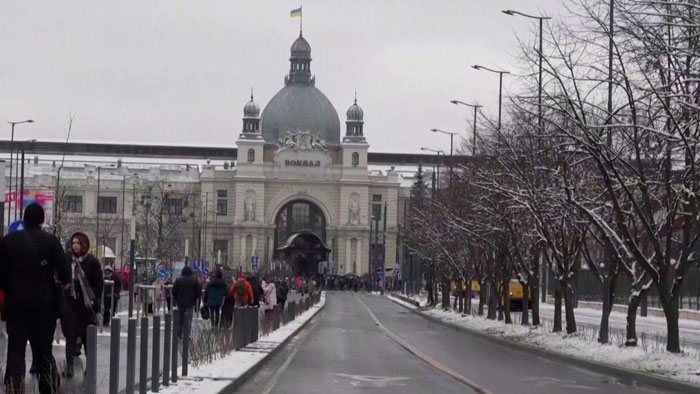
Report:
290,7,302,18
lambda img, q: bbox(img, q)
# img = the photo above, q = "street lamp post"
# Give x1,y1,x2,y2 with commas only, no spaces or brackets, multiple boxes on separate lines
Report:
450,101,483,156
7,120,34,225
18,139,37,216
471,65,510,130
420,148,442,197
430,129,457,187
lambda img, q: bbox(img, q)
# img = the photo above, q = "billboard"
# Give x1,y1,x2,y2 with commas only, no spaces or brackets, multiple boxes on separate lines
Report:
4,189,54,225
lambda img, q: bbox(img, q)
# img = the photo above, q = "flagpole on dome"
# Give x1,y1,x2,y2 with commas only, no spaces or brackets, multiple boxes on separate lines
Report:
300,5,303,35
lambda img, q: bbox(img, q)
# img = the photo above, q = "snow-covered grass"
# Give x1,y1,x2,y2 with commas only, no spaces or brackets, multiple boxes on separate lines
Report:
391,295,700,387
148,293,326,394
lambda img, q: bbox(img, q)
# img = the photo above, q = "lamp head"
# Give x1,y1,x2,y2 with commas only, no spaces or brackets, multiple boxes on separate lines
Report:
502,10,514,15
471,65,481,70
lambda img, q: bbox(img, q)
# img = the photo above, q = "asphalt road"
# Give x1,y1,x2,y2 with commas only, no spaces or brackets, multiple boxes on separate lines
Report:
240,292,678,394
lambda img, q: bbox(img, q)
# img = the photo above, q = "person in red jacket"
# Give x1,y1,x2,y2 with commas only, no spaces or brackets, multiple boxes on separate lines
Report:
230,275,254,307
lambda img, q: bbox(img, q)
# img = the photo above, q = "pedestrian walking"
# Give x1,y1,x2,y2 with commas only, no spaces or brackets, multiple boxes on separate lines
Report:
103,265,122,325
62,232,104,379
230,275,254,307
203,270,226,327
249,275,263,307
0,203,70,393
262,278,277,309
172,266,201,338
275,279,288,309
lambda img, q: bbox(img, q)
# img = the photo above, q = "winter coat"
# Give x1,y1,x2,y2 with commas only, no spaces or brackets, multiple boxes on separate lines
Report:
262,281,277,307
172,267,202,309
104,273,122,300
230,277,254,306
250,277,264,307
204,277,227,309
0,228,70,318
276,282,288,304
62,252,104,338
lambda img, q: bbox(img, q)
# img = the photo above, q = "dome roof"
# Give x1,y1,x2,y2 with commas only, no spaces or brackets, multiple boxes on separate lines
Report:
346,99,364,121
290,35,311,57
260,84,340,143
243,94,260,117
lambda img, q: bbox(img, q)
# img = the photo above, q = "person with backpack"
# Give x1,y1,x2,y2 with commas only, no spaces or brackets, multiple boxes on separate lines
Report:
275,279,288,310
204,270,227,327
230,275,254,307
0,204,70,393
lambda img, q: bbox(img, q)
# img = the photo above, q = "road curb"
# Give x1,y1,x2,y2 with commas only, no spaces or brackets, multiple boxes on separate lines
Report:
387,295,700,394
217,296,326,394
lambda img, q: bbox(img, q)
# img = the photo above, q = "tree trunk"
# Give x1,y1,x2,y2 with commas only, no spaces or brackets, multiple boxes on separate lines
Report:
458,284,464,313
530,281,540,326
553,282,562,332
640,290,648,317
497,281,504,321
661,295,681,353
441,280,450,310
503,277,512,324
487,281,497,320
625,293,640,346
563,281,577,334
521,281,530,326
598,269,616,343
478,281,486,316
465,279,472,315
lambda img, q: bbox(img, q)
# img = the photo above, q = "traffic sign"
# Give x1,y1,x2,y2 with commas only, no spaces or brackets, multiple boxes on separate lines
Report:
379,269,385,281
201,267,210,276
393,265,400,275
251,255,259,270
192,260,200,271
156,266,167,278
9,220,24,233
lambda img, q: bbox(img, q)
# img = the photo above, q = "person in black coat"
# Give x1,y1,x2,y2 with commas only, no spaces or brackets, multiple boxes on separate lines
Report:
0,203,70,394
203,270,226,327
248,275,264,307
61,232,103,378
173,266,202,338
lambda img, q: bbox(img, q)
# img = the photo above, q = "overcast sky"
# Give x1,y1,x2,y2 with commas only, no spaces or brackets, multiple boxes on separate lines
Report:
1,0,566,154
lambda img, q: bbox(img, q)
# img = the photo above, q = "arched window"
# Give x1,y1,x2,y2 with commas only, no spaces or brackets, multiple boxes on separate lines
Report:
351,152,359,167
247,148,255,163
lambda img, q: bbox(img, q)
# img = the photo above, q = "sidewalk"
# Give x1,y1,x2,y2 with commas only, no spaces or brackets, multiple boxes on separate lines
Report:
149,292,326,394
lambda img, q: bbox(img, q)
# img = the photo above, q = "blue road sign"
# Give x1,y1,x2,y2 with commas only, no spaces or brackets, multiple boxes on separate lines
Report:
156,266,167,278
8,220,24,233
251,255,259,270
201,267,210,276
393,265,400,275
193,260,200,271
379,269,385,281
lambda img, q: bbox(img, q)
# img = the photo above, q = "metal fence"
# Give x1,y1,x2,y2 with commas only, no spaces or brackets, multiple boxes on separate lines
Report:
551,266,700,310
81,291,322,394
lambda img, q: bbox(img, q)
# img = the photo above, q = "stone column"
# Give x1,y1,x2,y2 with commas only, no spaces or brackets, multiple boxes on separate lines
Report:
355,238,362,275
345,238,351,276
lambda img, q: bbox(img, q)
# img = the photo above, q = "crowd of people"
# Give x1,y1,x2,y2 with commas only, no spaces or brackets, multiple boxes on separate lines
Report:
0,204,329,393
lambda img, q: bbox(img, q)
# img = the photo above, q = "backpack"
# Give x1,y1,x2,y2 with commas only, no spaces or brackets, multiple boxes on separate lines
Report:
235,280,247,300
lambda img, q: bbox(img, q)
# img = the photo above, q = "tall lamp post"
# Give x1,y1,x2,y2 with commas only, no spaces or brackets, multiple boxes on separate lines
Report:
450,101,483,156
420,148,442,198
471,65,510,130
430,129,457,187
502,10,551,136
7,119,34,226
18,139,37,216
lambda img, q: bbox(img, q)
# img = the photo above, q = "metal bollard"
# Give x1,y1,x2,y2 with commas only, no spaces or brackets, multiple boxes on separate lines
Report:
252,307,259,342
171,309,179,383
140,316,149,394
126,318,137,394
109,318,121,394
86,325,98,394
152,315,160,392
163,312,171,386
182,308,191,376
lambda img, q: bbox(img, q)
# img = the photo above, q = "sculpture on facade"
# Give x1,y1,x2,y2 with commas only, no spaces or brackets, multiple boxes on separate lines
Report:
348,193,360,225
244,190,256,222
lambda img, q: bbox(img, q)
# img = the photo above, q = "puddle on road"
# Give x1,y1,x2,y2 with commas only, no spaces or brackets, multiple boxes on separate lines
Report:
334,373,411,388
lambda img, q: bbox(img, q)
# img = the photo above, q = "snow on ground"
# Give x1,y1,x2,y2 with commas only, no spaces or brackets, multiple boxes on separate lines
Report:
387,295,419,310
392,295,700,387
148,293,326,394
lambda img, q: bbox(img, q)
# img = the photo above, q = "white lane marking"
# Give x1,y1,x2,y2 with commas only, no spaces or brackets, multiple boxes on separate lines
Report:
356,296,495,394
334,373,410,388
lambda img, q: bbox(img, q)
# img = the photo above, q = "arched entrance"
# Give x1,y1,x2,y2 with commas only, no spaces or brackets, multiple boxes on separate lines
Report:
274,200,330,276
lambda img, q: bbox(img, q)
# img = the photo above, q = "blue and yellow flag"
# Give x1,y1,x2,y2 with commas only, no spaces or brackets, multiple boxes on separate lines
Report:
290,7,302,18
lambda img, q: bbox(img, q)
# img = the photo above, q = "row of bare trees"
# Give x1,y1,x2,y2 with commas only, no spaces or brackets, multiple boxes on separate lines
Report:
405,0,699,353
